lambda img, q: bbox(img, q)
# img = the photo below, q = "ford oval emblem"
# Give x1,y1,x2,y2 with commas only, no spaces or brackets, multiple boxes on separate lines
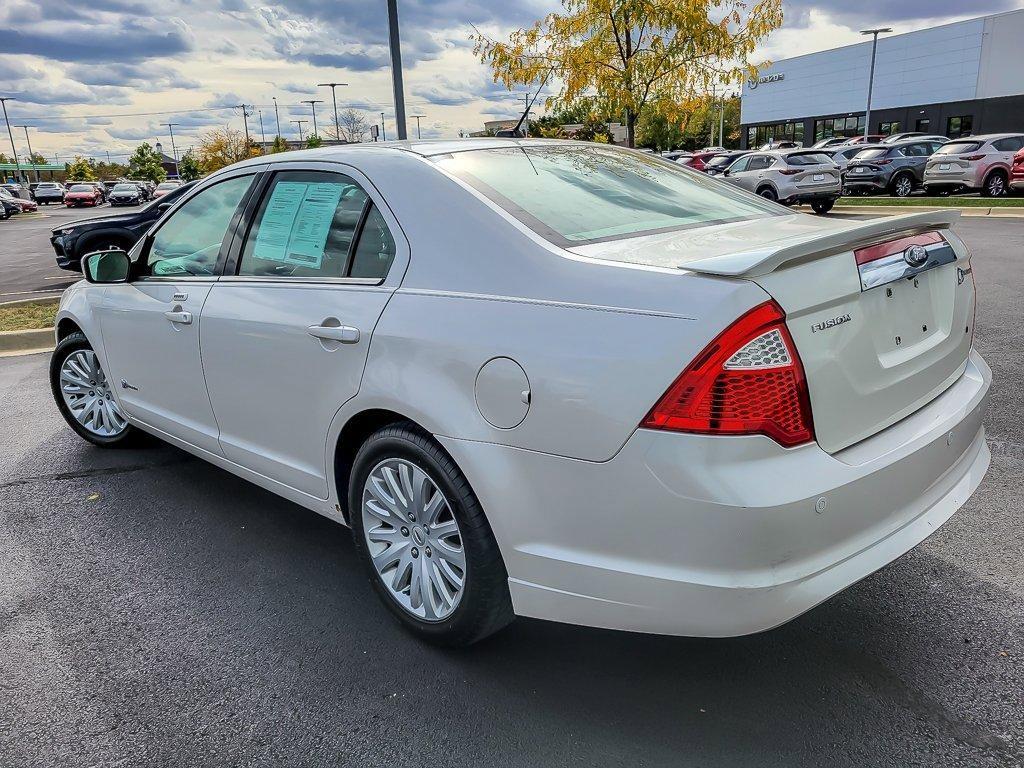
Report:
903,244,928,267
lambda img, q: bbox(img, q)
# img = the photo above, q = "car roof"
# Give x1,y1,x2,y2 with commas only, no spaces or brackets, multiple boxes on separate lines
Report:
946,133,1024,142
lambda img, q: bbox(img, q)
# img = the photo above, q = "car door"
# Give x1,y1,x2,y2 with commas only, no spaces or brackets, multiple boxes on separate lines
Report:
199,163,409,498
721,155,751,187
96,168,261,454
739,155,772,192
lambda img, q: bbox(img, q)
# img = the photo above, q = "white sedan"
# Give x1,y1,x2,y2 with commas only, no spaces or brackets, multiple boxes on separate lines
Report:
50,140,991,645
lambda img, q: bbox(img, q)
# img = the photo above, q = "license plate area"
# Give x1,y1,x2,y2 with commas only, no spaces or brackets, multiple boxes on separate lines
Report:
939,163,951,171
812,174,825,182
861,266,956,362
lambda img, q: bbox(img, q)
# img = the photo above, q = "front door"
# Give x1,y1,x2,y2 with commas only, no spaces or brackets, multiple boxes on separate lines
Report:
199,165,407,498
98,172,258,454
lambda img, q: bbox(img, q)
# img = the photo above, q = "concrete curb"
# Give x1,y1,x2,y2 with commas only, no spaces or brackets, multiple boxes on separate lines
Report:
0,296,61,308
0,328,54,354
832,205,1024,218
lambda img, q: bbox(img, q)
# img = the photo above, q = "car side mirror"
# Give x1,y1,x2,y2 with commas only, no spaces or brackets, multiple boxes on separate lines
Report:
83,249,131,284
157,201,172,212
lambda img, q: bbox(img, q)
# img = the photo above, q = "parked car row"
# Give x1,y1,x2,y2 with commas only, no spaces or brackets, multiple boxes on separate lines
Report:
0,185,38,218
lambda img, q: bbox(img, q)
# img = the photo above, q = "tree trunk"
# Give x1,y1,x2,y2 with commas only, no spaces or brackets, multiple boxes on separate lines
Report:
625,109,636,148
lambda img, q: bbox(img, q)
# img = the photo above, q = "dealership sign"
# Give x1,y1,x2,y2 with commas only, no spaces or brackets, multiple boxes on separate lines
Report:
748,73,784,89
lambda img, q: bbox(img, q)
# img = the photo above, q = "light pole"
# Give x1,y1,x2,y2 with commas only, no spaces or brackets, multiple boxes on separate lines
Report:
380,112,386,141
861,27,892,140
302,99,324,137
410,114,426,139
162,122,180,177
258,110,267,153
318,82,348,141
292,119,308,143
272,97,282,137
15,125,39,181
0,97,23,184
386,0,408,139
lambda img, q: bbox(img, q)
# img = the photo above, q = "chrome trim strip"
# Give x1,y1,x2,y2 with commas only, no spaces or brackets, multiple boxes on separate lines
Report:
217,276,384,286
859,242,957,291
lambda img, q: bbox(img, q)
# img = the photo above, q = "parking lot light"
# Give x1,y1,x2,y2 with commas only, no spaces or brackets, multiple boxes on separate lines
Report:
861,28,893,141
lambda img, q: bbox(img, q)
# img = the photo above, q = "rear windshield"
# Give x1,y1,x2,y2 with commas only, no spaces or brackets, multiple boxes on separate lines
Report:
433,146,779,246
785,152,832,166
852,148,891,160
934,141,982,155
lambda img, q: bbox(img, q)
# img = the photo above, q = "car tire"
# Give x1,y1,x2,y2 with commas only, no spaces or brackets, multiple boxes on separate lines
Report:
757,186,778,202
811,199,835,215
348,422,514,646
50,332,138,448
890,173,914,197
981,171,1007,198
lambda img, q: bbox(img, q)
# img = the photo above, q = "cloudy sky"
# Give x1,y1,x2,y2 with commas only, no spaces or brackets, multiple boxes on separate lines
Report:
2,0,1023,163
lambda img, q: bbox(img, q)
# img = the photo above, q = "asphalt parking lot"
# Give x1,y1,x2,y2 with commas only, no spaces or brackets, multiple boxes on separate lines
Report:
1,216,1022,767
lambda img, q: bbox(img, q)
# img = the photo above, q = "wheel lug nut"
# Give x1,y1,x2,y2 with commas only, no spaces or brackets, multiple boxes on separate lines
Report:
425,547,432,557
411,547,419,558
400,527,409,537
408,513,416,522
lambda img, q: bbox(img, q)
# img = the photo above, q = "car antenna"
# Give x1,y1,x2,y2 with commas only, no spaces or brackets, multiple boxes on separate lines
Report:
496,70,550,139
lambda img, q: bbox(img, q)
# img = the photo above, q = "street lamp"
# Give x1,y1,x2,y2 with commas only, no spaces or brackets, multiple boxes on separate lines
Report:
386,0,408,139
410,114,426,140
861,27,892,141
162,122,180,178
292,119,308,143
0,97,23,184
301,99,324,137
318,82,348,141
14,125,39,181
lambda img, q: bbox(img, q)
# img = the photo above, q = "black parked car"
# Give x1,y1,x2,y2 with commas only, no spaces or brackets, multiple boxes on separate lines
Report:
108,182,145,207
0,195,20,220
50,180,197,271
843,138,947,197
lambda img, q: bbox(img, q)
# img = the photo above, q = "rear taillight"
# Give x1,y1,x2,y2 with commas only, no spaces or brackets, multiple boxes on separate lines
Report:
962,154,984,161
1013,154,1024,167
641,301,815,447
779,169,800,176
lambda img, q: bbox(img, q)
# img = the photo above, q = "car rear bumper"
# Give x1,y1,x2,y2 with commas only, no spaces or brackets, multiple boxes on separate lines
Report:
924,168,981,189
440,350,991,637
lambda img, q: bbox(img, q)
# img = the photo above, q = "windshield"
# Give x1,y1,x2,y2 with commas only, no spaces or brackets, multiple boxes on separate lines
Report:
433,146,779,246
934,141,982,155
112,184,138,192
69,185,93,192
0,188,13,199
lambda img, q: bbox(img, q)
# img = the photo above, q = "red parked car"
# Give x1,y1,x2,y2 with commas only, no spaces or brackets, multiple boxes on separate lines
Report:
681,150,727,172
1011,147,1024,194
64,184,104,207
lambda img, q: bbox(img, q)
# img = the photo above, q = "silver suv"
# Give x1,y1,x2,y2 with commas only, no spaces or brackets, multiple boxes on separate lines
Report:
721,150,842,214
923,133,1024,197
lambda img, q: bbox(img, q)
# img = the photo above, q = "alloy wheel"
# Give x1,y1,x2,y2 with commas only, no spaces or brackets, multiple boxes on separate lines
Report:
894,176,913,197
58,349,128,437
361,458,466,622
987,175,1006,197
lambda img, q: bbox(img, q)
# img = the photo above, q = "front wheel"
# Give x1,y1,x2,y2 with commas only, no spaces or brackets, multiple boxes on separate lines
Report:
349,423,514,646
890,174,914,197
757,186,778,202
811,199,835,215
50,332,136,447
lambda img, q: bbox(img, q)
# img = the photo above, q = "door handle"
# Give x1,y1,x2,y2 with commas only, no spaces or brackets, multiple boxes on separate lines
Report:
164,310,193,325
307,324,360,344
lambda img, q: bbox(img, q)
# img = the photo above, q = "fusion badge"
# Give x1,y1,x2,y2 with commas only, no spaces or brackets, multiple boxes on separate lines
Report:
811,314,852,333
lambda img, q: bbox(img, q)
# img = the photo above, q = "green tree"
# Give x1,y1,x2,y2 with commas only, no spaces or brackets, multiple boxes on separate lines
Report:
128,142,167,182
474,0,782,147
66,156,96,181
178,150,201,182
270,135,289,154
636,110,686,151
0,152,8,164
306,134,323,149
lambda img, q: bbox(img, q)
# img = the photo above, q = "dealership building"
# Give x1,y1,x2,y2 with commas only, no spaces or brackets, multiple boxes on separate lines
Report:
740,8,1024,148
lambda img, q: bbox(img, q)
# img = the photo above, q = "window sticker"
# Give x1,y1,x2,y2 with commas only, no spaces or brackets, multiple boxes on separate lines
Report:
252,181,346,269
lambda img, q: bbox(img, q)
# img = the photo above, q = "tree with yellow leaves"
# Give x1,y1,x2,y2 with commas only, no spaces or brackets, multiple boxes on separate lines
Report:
196,126,261,174
473,0,783,147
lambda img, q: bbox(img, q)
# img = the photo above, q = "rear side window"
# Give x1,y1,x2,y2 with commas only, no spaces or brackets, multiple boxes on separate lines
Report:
934,141,982,155
785,153,832,166
993,137,1024,152
898,143,930,157
853,148,890,161
237,170,395,280
434,145,778,246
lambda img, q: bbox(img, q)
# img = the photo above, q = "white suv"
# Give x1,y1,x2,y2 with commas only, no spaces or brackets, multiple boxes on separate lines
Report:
924,134,1024,197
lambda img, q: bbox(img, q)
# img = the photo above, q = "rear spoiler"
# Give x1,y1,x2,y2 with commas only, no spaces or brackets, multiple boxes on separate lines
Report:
681,210,961,278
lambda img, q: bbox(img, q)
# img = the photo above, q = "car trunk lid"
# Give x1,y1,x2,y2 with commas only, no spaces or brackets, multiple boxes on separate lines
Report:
570,210,976,453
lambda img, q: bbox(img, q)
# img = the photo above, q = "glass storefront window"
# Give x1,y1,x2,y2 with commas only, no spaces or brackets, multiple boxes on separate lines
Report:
746,121,805,147
813,116,865,142
879,122,901,135
915,118,930,132
947,115,973,139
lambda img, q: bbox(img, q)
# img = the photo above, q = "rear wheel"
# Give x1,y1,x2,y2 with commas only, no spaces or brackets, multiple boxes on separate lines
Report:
890,173,914,197
349,423,514,646
982,171,1007,198
811,199,835,215
50,332,136,447
757,186,778,202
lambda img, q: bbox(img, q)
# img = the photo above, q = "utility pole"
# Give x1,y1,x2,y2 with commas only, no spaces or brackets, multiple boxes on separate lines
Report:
719,93,726,149
302,99,324,137
258,110,267,153
15,125,39,181
410,114,426,140
380,112,386,141
861,28,892,140
272,97,282,137
318,82,348,141
292,119,308,143
0,98,23,184
234,104,253,155
162,122,180,177
386,0,408,140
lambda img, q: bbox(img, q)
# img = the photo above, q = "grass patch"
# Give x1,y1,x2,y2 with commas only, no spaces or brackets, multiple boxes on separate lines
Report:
0,300,59,332
837,196,1024,207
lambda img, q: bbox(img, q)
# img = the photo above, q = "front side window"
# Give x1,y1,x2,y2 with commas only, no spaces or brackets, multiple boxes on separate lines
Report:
146,175,253,277
238,170,396,280
728,156,751,173
434,146,779,245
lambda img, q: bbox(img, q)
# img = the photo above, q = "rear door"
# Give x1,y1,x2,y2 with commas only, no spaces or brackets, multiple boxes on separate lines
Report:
199,163,409,498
